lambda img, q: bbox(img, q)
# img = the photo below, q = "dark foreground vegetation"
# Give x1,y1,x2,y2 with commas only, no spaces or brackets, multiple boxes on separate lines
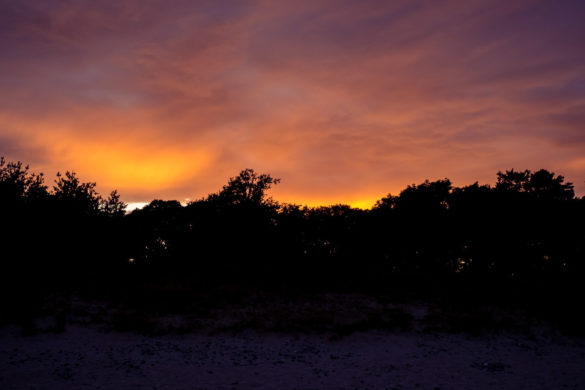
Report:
1,156,584,335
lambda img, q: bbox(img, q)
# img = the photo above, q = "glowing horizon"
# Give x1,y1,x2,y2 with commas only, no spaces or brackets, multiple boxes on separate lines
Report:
1,1,584,206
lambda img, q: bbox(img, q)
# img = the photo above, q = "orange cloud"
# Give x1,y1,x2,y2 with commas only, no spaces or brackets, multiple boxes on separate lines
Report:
66,143,212,192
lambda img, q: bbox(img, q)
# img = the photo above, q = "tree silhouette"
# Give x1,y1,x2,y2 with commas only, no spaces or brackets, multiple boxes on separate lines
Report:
0,157,47,202
213,168,280,206
394,179,452,213
496,168,574,200
53,171,102,216
496,169,531,192
525,169,574,200
101,190,127,217
0,159,50,333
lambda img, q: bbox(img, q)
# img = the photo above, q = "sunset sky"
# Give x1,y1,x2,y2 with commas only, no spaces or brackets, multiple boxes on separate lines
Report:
1,0,584,208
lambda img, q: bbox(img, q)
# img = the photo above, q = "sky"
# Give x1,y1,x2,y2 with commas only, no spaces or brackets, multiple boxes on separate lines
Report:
1,0,585,208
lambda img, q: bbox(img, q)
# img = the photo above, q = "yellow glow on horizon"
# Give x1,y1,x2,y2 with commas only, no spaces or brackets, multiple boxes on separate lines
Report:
63,141,213,191
348,198,378,210
275,196,381,210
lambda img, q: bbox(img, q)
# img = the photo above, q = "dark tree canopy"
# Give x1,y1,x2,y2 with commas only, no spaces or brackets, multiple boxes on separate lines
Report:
496,168,574,200
213,168,280,206
53,171,102,215
395,179,452,212
52,171,126,217
101,190,127,217
0,157,47,202
495,169,531,193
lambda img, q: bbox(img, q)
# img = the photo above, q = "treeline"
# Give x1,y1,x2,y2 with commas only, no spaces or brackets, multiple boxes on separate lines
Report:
1,157,585,313
126,167,584,291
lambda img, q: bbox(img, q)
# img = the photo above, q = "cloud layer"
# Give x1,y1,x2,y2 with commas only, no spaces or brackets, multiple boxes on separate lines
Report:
1,0,584,206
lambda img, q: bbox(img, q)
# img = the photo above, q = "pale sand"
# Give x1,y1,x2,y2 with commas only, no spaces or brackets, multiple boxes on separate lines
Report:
1,324,584,390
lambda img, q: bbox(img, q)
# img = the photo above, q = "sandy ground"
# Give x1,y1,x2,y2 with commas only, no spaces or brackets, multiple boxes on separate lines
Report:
2,323,585,390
